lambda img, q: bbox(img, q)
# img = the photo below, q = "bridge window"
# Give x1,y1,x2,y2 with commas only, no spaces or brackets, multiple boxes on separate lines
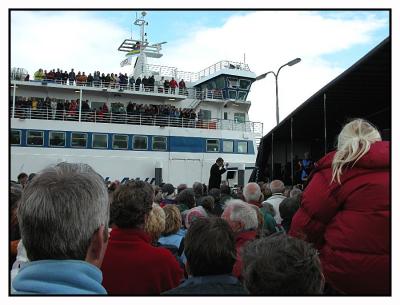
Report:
11,129,21,145
71,132,87,148
239,79,251,90
238,91,247,101
113,134,128,149
206,139,219,152
152,136,167,151
223,140,233,153
227,77,239,88
133,135,148,150
27,130,44,146
93,134,108,149
234,113,246,123
49,131,66,147
228,90,237,100
215,76,225,89
238,141,248,154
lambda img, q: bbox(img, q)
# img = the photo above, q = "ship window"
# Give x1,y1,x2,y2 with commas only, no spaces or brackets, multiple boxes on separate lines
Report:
223,112,228,120
215,77,225,89
49,131,66,147
93,134,108,149
238,141,248,154
133,135,148,150
27,130,44,146
228,90,237,100
223,140,234,153
238,91,247,101
113,134,128,149
152,136,167,151
206,139,219,152
11,130,21,145
227,77,239,88
200,109,211,120
239,79,251,90
234,113,246,123
71,132,87,148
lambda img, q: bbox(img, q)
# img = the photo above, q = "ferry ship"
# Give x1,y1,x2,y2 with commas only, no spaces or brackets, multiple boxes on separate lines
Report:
10,12,263,187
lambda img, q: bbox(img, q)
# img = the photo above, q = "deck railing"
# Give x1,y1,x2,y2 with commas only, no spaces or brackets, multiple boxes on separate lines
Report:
10,107,263,135
12,79,237,102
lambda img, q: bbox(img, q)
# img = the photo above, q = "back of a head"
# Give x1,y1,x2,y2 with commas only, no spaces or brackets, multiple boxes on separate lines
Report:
176,188,196,209
185,207,208,229
184,217,236,276
224,199,258,230
242,234,323,295
332,118,381,184
279,197,300,221
177,183,187,194
200,195,215,213
243,182,262,203
161,183,175,198
111,180,154,229
192,182,203,197
163,204,182,235
144,203,165,243
208,188,221,202
269,180,285,194
18,162,109,261
220,184,231,196
289,187,302,198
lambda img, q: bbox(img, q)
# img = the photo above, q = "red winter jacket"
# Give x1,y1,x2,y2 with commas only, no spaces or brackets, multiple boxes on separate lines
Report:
101,228,183,295
232,230,257,279
289,141,390,295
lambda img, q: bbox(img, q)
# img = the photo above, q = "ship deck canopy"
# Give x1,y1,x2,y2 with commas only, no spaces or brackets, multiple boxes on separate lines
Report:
252,37,390,183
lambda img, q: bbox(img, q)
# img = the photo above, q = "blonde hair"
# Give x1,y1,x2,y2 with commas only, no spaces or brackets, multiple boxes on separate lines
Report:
144,203,165,243
331,119,381,184
163,204,182,235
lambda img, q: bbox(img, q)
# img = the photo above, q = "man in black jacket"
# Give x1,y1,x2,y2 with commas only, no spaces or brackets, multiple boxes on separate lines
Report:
208,157,229,190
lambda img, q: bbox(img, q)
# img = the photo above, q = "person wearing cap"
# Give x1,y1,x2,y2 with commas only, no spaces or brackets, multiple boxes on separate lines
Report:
208,158,229,190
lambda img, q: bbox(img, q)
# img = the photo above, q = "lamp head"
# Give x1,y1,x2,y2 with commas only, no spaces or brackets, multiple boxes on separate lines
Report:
287,57,301,66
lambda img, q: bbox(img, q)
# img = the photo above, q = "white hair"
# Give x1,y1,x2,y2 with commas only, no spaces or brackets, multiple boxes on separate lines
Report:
269,180,285,194
224,199,258,230
332,119,381,184
243,183,262,202
18,162,109,261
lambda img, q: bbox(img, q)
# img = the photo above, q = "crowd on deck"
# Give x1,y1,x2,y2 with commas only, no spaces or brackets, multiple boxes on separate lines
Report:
13,97,200,124
9,119,390,295
23,68,188,94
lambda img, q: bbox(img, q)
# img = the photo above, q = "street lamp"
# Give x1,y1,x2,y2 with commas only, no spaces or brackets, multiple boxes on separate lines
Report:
255,57,301,125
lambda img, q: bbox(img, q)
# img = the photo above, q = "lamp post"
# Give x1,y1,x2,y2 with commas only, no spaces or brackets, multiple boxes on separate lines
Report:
255,57,301,125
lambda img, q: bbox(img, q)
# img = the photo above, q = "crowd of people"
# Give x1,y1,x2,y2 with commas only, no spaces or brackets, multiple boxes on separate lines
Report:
13,97,199,124
9,118,390,295
28,68,187,94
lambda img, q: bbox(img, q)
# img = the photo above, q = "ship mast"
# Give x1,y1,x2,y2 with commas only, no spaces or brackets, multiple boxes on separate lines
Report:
118,11,167,79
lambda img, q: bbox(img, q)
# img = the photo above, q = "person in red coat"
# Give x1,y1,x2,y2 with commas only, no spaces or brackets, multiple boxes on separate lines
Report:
289,118,390,295
101,180,183,295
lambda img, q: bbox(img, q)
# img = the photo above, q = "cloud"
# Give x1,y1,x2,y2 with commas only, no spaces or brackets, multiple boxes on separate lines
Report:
154,11,387,132
11,11,388,134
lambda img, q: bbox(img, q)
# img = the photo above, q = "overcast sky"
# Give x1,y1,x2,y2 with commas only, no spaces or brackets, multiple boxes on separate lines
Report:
11,10,389,134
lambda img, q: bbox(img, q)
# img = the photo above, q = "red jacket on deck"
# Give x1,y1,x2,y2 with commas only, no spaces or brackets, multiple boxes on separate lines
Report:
101,228,183,295
289,141,390,295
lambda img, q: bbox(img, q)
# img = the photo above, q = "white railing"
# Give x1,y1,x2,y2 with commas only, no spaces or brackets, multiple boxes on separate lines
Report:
10,107,263,134
145,60,251,83
11,79,241,103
